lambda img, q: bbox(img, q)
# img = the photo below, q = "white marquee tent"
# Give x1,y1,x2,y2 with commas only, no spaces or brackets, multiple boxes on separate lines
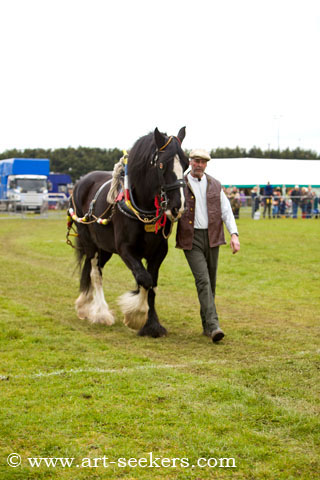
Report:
205,158,320,189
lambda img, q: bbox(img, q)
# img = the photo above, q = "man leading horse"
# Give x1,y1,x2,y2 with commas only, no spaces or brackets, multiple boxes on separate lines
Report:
176,149,240,343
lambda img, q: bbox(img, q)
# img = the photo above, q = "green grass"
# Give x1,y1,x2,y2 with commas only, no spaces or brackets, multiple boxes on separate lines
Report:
0,215,319,479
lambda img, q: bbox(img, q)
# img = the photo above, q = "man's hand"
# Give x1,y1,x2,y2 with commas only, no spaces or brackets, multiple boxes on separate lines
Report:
230,234,240,254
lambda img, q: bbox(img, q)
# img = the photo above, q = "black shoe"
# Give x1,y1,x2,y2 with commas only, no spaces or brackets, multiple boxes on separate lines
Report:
211,328,225,343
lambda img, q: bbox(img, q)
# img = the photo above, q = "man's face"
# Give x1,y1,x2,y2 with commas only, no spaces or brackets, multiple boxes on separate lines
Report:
190,157,207,179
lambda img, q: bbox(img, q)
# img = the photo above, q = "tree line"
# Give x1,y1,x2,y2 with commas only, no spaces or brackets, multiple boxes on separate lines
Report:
0,147,122,182
0,146,319,182
210,146,320,160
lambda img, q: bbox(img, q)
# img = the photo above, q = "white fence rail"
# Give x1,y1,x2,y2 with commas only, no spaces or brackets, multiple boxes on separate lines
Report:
1,196,319,219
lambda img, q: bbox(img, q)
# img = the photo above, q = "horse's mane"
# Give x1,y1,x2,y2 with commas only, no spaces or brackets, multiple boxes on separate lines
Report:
129,132,157,167
128,131,170,187
107,132,161,204
106,158,126,204
107,130,185,204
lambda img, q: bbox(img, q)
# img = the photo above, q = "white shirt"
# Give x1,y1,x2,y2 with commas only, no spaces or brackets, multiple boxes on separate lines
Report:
188,173,208,228
187,173,238,236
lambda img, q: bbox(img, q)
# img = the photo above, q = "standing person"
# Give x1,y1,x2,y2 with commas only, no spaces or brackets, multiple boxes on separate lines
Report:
291,185,301,218
228,186,241,219
306,186,314,218
300,187,308,218
263,181,273,218
240,189,246,207
314,193,319,218
176,149,240,343
272,190,281,218
251,186,260,218
279,195,287,217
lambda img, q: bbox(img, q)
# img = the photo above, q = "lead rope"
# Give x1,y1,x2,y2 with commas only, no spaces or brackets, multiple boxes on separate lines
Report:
162,221,173,240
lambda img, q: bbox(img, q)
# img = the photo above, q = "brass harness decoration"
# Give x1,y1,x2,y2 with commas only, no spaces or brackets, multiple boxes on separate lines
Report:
66,138,183,247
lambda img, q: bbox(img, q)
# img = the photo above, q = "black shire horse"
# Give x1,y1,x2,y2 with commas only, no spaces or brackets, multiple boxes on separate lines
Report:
69,127,188,337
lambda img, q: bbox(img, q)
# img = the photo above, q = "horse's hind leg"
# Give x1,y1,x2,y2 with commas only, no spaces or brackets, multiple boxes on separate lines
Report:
76,251,114,325
89,251,115,325
75,256,94,320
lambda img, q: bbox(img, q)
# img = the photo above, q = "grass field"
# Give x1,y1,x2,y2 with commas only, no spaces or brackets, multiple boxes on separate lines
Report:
0,214,319,479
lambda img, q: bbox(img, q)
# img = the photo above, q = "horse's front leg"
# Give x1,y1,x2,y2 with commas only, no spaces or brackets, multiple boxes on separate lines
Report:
117,249,152,331
137,285,167,338
117,246,167,337
138,241,168,338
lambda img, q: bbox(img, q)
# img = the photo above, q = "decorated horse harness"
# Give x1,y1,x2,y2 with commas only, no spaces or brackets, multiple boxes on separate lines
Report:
66,136,185,247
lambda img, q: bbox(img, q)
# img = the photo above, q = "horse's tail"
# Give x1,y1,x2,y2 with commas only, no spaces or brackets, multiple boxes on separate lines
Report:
106,155,126,204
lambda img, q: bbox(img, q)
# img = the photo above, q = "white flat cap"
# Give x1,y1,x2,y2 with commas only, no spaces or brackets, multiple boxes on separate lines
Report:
189,149,211,161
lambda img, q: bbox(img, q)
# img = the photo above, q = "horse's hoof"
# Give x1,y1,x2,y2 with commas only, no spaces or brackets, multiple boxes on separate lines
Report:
123,312,147,330
138,324,167,338
89,310,115,325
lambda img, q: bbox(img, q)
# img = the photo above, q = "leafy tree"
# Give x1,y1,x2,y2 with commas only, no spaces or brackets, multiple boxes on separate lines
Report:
1,145,319,183
0,147,122,182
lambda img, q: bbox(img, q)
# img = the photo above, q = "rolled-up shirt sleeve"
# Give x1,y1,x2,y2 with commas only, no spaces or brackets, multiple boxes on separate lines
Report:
221,190,239,235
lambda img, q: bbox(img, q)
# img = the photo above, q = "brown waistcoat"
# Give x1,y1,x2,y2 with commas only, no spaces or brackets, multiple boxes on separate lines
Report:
175,174,226,250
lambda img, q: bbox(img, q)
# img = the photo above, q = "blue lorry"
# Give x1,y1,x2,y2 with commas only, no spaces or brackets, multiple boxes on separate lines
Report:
47,173,72,196
0,158,50,212
47,173,73,209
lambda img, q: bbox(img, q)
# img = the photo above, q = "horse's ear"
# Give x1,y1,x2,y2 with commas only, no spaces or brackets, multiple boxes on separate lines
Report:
154,128,166,150
177,126,186,144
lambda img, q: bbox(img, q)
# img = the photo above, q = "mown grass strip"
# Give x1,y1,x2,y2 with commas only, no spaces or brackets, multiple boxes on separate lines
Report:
0,216,319,479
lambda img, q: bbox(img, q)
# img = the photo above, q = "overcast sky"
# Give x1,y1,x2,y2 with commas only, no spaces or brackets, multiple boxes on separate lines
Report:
0,0,319,154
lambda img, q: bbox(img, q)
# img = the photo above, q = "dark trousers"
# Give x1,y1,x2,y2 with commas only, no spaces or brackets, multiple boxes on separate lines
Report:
184,229,220,333
263,198,272,218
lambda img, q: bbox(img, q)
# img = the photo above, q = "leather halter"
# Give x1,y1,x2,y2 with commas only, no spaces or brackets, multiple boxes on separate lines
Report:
151,136,186,193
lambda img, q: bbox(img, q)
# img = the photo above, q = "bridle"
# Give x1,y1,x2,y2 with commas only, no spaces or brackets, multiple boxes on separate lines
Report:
150,136,186,199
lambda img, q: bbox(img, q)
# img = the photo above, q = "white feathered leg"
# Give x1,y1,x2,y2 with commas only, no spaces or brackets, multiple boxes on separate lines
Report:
75,287,94,320
88,255,114,325
117,287,149,330
75,254,114,325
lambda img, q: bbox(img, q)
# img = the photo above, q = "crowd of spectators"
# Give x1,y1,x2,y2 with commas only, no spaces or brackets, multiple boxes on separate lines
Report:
259,184,318,218
223,184,319,219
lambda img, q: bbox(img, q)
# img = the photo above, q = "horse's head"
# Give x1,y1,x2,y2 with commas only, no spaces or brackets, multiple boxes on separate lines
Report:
152,127,188,221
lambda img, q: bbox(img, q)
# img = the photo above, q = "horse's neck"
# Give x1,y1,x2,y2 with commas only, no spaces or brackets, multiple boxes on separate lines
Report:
131,180,156,210
130,168,158,209
128,155,159,209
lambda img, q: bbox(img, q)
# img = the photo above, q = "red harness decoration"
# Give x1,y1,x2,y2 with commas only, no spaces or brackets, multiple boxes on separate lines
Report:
154,195,167,233
115,191,124,202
